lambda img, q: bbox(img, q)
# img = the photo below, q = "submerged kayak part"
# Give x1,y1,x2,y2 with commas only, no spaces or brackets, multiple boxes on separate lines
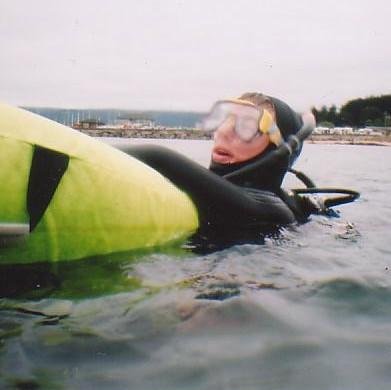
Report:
119,144,299,231
0,103,198,264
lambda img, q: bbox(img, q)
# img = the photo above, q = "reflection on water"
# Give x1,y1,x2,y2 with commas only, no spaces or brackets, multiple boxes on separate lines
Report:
1,142,391,390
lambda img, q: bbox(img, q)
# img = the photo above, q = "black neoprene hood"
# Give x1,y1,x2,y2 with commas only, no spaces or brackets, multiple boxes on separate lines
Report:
268,96,303,141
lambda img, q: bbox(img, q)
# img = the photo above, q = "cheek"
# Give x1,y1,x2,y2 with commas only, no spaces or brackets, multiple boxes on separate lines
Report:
231,136,270,162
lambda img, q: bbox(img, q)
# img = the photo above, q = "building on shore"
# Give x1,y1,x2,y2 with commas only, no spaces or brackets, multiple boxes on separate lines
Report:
73,119,105,130
114,115,156,130
314,126,389,136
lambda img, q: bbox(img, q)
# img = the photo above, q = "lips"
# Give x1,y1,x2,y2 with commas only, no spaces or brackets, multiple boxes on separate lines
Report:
212,147,234,164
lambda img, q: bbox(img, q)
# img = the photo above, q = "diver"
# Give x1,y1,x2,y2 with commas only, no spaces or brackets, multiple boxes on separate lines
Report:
204,92,312,193
201,91,335,226
118,92,359,241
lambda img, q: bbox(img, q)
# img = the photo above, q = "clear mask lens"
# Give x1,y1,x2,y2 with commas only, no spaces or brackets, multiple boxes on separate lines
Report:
202,103,229,131
202,101,261,142
235,116,259,141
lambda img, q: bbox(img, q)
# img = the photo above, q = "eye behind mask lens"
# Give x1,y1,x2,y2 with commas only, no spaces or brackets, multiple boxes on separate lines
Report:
235,116,259,141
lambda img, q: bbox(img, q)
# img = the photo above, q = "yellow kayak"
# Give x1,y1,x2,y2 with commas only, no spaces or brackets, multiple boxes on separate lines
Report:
0,103,198,264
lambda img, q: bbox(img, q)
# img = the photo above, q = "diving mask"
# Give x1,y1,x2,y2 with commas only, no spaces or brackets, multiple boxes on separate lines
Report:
202,99,283,145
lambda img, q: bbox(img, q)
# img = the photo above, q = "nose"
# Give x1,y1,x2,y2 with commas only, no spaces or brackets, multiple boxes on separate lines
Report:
213,116,236,141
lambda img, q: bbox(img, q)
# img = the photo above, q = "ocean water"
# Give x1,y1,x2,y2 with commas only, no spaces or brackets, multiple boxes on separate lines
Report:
1,140,391,390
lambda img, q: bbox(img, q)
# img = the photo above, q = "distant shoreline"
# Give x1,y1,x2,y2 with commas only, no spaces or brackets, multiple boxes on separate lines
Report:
306,134,391,147
77,127,391,146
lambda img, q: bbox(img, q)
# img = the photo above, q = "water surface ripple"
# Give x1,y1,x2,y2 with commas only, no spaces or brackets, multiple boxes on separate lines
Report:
1,142,390,390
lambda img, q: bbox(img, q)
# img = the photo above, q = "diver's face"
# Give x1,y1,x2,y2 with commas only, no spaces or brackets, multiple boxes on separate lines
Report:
211,116,270,164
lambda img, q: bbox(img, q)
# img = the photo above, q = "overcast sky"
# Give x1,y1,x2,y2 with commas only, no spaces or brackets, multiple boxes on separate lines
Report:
0,0,390,111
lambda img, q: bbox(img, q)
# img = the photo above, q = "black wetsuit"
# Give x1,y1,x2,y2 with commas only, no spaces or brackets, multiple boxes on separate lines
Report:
209,144,288,193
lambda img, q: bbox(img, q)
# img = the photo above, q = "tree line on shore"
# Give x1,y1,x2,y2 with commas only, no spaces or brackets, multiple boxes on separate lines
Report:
311,94,391,128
